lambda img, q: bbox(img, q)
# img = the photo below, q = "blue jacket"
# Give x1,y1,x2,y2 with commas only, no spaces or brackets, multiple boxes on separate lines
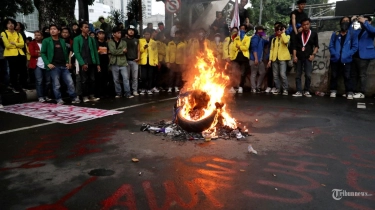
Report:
250,35,269,61
264,34,276,61
352,21,375,59
329,31,358,64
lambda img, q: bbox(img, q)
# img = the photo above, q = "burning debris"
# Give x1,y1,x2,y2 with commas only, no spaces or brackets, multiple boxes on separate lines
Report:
141,43,249,141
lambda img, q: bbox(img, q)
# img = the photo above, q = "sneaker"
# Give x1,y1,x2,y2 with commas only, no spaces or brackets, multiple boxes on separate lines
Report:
72,97,81,104
45,97,52,101
57,100,64,105
342,94,346,97
347,94,353,100
12,88,20,93
282,90,288,95
38,97,46,103
238,87,243,94
133,91,139,96
330,92,336,98
126,95,134,99
265,87,271,93
353,93,365,99
83,97,90,102
271,87,277,93
89,96,100,101
175,87,180,92
0,104,3,109
147,90,153,95
115,95,121,98
140,90,146,95
304,91,312,97
167,87,172,93
273,89,280,95
229,87,236,93
251,88,257,93
152,87,159,93
292,92,303,97
256,88,261,93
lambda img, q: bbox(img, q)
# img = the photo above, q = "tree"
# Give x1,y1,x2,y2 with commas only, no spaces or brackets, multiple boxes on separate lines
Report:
0,0,34,23
126,0,146,22
109,10,125,26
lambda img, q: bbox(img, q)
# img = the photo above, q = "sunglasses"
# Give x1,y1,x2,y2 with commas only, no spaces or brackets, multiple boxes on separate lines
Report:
275,28,284,31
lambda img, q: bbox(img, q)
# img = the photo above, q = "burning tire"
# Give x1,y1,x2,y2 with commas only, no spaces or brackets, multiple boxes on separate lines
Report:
176,109,217,133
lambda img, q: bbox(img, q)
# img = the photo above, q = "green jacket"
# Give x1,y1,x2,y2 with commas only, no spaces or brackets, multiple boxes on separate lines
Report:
41,37,69,70
108,39,128,66
73,35,100,66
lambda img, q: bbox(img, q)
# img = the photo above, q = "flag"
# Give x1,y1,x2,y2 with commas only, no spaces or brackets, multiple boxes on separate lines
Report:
230,0,240,28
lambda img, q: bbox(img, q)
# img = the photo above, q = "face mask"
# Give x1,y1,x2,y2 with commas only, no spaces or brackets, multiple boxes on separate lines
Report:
258,32,266,37
231,31,238,35
215,37,220,42
340,22,350,31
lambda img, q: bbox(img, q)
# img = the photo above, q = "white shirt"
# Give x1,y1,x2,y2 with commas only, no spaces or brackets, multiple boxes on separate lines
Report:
36,43,45,69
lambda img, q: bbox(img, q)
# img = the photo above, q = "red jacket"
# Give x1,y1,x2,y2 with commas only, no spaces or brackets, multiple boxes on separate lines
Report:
28,41,42,69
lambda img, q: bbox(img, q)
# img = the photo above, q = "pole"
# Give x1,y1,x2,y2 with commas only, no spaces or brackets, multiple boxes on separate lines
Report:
138,0,143,34
259,0,263,25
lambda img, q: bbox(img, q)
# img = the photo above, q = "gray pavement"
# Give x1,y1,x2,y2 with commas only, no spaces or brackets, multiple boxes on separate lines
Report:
0,93,374,210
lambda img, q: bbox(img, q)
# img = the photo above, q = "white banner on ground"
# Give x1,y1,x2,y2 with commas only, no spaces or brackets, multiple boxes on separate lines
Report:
0,102,123,124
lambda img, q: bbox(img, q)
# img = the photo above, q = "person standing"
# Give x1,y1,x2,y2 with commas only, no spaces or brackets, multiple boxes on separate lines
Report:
123,25,140,96
96,29,110,98
108,27,133,99
99,17,111,39
267,24,291,95
28,31,52,102
1,18,27,93
292,18,319,97
73,21,101,102
250,25,269,93
165,30,186,92
350,15,375,99
41,24,80,105
139,30,158,95
328,17,358,99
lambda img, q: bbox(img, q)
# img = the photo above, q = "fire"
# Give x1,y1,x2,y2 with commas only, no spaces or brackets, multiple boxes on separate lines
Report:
179,44,237,131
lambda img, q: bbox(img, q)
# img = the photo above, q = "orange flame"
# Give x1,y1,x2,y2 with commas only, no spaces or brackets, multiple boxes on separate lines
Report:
179,44,237,131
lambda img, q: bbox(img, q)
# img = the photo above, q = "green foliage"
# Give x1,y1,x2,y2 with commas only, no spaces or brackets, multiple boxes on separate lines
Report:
126,0,146,21
109,10,125,26
93,17,112,29
0,0,34,21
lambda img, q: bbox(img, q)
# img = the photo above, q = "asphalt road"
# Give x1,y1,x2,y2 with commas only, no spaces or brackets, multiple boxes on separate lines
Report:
0,92,374,210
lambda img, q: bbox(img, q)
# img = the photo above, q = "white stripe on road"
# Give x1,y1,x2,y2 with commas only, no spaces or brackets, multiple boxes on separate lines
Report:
357,103,366,109
0,97,176,135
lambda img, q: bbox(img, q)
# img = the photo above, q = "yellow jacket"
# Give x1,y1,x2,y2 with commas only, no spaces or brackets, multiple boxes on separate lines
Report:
139,38,158,66
229,35,251,60
269,33,291,61
188,38,210,56
210,41,223,60
222,37,230,60
156,40,166,62
165,40,186,65
1,30,25,56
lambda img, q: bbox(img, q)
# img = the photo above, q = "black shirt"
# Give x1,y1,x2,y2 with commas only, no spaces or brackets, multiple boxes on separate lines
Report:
52,40,66,66
239,7,249,25
81,36,93,65
290,10,308,26
353,29,365,58
97,40,109,65
124,37,139,60
294,30,319,60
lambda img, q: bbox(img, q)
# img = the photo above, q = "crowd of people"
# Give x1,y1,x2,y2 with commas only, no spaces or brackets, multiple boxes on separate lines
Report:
0,0,374,108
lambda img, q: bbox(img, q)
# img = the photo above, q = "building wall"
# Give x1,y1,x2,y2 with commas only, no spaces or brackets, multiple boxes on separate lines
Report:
74,0,111,23
143,14,165,28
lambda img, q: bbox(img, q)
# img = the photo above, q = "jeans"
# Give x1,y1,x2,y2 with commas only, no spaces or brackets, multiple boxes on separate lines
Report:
111,65,131,96
50,65,77,101
128,60,139,91
140,64,155,90
79,64,96,97
231,60,249,87
250,60,266,89
330,62,353,94
272,60,288,91
168,63,182,88
6,55,27,90
295,59,312,92
34,67,51,98
351,57,370,94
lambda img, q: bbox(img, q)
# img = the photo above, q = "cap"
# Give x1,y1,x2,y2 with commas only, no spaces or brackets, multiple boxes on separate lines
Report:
127,25,135,31
96,29,105,34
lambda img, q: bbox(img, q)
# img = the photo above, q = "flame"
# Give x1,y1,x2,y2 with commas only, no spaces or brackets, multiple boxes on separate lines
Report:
179,44,237,131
